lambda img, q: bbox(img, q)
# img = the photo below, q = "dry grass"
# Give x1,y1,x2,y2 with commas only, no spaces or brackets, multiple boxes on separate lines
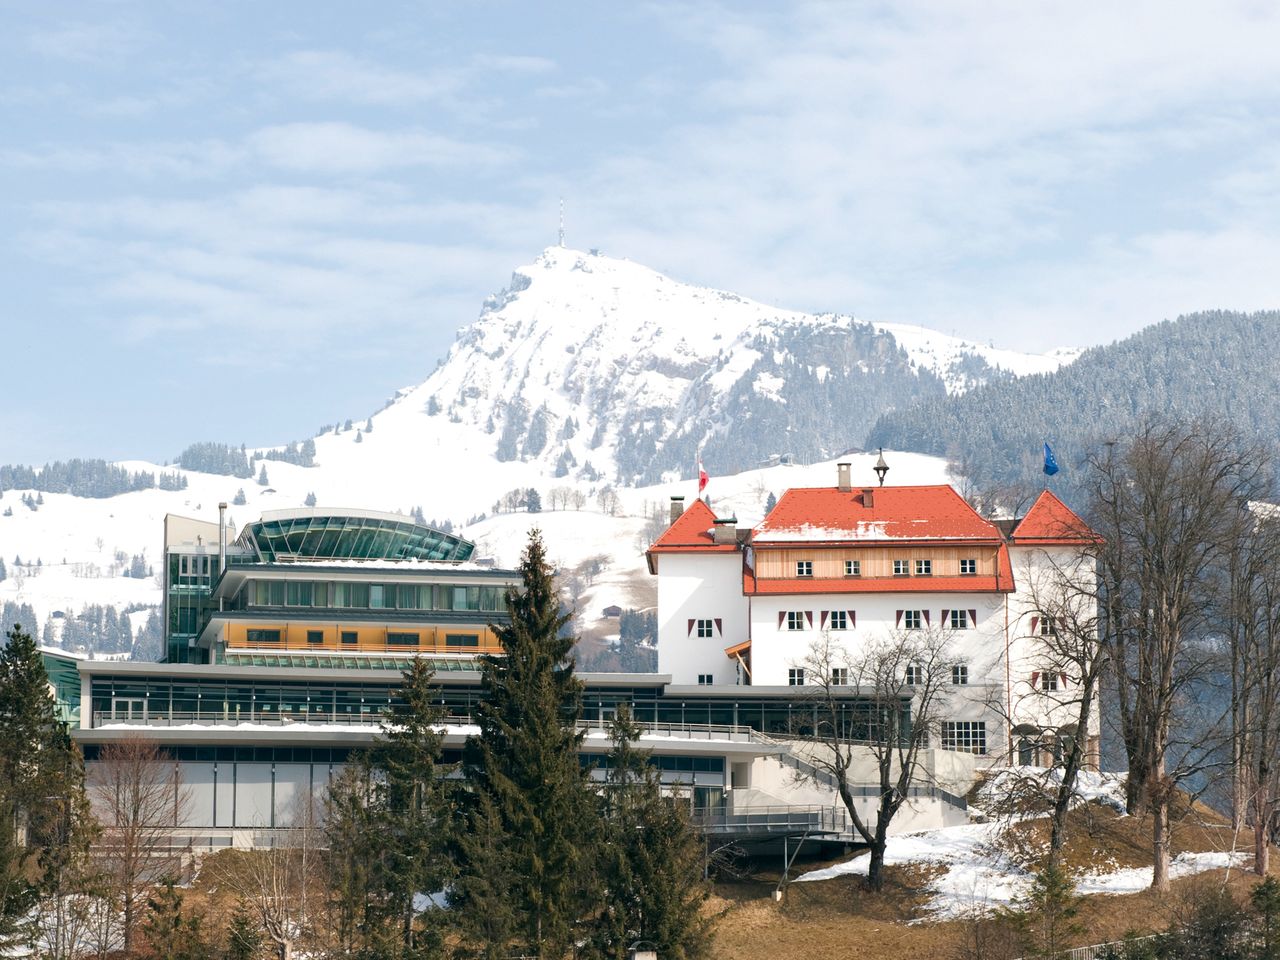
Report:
708,798,1271,960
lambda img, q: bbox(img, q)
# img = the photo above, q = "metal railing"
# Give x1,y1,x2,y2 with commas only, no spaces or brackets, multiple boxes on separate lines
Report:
691,803,852,837
93,711,758,742
1013,933,1159,960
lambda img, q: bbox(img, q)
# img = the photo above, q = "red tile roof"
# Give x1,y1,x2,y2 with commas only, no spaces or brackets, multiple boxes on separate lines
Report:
1010,490,1100,545
646,499,739,572
744,543,1015,595
753,485,1003,543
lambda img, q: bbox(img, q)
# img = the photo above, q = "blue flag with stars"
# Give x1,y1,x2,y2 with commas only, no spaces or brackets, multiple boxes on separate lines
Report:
1043,442,1060,477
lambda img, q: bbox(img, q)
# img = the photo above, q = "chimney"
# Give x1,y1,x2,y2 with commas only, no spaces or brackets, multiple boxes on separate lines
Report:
713,517,738,545
862,488,875,509
218,502,228,611
669,496,685,525
837,462,852,492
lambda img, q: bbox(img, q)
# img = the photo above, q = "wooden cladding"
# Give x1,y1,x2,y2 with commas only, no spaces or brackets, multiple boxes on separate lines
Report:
754,546,999,580
223,621,503,655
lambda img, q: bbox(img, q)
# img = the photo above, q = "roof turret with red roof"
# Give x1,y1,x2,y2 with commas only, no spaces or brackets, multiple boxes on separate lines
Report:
1009,490,1100,546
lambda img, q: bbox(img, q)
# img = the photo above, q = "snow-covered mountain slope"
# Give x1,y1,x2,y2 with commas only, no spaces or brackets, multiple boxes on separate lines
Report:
0,450,951,652
0,244,1072,652
384,246,1076,483
872,322,1082,395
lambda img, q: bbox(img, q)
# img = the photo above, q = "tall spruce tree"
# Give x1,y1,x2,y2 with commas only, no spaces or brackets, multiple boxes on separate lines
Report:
455,529,596,958
368,659,454,957
592,707,710,960
0,625,93,951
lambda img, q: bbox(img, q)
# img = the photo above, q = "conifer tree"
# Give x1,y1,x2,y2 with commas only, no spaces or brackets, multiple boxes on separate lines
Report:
257,465,268,487
456,530,595,958
368,659,454,955
143,880,210,960
226,898,263,960
0,625,94,951
592,707,710,960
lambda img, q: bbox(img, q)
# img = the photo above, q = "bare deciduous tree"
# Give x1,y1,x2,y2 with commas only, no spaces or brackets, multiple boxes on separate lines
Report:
88,737,190,954
795,627,959,891
1088,418,1271,891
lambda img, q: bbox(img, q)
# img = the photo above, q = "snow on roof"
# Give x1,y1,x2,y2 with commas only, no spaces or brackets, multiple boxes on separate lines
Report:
754,485,1002,543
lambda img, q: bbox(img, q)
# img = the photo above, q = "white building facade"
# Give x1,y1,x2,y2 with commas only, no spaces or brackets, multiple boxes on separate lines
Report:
648,464,1101,768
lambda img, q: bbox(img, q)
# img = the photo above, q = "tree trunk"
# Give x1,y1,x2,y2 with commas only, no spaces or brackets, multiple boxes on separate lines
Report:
277,939,291,960
1152,798,1171,892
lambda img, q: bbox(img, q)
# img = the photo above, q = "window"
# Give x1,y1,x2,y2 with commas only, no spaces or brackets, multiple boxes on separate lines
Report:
904,664,922,686
1039,615,1058,636
1040,672,1060,692
960,558,977,575
844,559,861,576
942,721,987,755
246,629,281,644
893,559,909,576
340,630,358,645
306,630,324,645
952,664,969,685
695,619,714,638
827,610,849,631
903,610,922,630
796,560,813,578
445,634,480,648
697,673,714,686
387,632,419,647
785,611,806,631
831,667,849,686
949,609,970,630
915,559,932,576
788,668,806,686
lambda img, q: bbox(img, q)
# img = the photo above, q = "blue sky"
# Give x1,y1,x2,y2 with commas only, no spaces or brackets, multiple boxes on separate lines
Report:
4,2,1280,464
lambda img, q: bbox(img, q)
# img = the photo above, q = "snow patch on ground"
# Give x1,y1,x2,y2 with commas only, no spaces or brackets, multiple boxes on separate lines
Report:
797,770,1243,918
974,766,1128,818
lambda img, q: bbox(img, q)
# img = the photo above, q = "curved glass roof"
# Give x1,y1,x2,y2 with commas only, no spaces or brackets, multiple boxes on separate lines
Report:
238,511,474,563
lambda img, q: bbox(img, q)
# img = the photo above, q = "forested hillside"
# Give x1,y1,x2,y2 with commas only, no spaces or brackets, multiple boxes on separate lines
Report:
867,311,1280,497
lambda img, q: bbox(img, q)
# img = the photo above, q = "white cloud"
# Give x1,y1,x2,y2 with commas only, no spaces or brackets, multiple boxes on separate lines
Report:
245,122,512,173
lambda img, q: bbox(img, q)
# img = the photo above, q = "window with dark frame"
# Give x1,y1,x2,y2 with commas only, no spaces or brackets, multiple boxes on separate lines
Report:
828,610,849,630
942,721,987,754
387,632,420,646
905,664,922,685
445,634,480,648
788,668,805,686
960,558,977,575
306,630,324,645
949,609,970,630
696,619,714,638
1040,672,1060,692
697,673,713,685
903,610,922,630
785,611,806,631
831,667,849,686
915,558,932,576
952,664,969,685
340,630,358,645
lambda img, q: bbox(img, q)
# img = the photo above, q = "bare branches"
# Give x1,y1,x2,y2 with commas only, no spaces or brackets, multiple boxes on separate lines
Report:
88,737,190,954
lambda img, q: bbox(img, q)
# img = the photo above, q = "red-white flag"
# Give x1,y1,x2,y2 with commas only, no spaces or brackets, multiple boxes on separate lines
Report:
698,459,709,494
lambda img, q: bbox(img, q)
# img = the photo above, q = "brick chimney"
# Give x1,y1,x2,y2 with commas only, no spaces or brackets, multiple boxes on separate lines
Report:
837,462,852,492
669,496,685,525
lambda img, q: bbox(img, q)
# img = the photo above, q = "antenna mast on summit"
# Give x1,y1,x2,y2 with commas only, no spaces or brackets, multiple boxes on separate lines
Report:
558,197,565,247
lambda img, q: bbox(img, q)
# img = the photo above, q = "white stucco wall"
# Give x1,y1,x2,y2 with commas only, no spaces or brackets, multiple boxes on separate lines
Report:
655,552,750,686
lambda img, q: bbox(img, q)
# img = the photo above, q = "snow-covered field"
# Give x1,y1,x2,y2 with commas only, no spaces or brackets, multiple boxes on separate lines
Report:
795,770,1246,918
0,446,953,645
